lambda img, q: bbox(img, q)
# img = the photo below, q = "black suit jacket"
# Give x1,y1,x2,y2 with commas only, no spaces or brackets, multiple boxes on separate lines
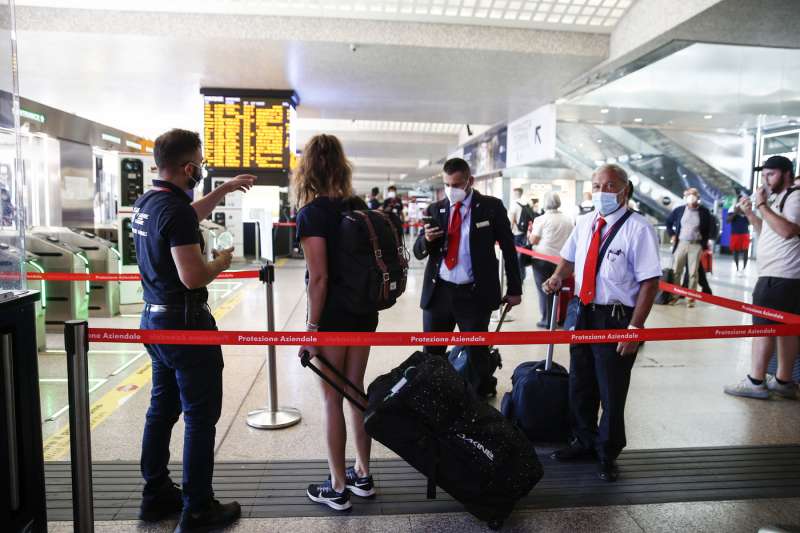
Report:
413,190,522,312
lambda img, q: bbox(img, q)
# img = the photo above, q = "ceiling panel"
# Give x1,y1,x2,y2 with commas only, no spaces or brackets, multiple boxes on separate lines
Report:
572,43,800,119
17,0,638,33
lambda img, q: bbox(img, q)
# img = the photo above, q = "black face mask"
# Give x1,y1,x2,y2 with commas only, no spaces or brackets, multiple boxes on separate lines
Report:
187,163,203,189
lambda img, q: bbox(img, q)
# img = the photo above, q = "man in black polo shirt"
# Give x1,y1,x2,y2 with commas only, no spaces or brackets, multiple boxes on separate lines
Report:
134,129,254,532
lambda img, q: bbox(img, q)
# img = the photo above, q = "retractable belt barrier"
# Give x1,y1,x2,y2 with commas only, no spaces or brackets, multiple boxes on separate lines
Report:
87,323,800,347
272,221,424,229
0,269,261,282
514,246,800,325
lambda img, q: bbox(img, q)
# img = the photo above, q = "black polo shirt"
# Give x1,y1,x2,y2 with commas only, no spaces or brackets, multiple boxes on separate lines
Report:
132,179,207,305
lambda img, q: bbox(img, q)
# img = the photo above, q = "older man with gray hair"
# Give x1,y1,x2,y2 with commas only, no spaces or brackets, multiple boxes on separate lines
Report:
528,191,573,327
542,164,661,482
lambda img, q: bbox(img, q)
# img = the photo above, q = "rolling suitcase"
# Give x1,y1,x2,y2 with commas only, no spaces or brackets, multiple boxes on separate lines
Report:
301,350,543,529
447,303,509,397
501,291,570,443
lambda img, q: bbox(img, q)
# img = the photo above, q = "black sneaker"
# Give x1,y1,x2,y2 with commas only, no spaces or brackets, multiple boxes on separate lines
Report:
139,481,182,522
306,479,352,511
174,499,241,533
344,466,376,498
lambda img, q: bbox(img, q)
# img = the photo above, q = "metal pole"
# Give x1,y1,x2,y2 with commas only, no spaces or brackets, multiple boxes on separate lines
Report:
2,333,20,512
247,262,301,429
65,320,94,533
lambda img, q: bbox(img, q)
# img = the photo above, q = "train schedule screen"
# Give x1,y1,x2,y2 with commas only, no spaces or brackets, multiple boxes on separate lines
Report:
203,95,292,174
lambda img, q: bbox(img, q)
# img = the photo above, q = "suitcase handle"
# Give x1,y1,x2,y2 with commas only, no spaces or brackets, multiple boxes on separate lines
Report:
494,303,511,333
300,351,368,412
544,291,562,371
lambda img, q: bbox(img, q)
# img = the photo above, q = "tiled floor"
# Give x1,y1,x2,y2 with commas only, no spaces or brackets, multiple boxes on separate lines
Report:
47,497,800,532
39,249,800,530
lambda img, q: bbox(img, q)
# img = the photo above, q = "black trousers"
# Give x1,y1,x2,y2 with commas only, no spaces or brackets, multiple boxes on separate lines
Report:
569,301,637,461
422,281,492,362
514,233,529,281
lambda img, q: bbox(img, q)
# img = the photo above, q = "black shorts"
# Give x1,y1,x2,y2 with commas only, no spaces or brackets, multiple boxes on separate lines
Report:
319,305,379,333
752,277,800,325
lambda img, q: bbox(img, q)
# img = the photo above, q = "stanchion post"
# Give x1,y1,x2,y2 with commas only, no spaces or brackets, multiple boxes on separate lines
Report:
64,320,94,533
247,262,302,429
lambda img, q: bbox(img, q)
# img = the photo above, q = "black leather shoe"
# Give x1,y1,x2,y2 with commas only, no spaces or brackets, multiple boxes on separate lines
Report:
139,481,182,522
550,439,596,461
598,460,619,482
175,499,241,533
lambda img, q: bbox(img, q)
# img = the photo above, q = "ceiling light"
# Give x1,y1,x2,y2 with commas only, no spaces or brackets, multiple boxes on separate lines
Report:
596,139,603,143
634,117,643,123
704,114,713,119
600,108,609,114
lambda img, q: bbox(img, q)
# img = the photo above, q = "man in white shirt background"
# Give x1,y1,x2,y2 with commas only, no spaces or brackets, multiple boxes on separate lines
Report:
543,164,661,483
725,155,800,400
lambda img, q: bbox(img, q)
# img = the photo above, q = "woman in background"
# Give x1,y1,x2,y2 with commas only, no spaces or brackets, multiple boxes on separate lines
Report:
728,193,751,275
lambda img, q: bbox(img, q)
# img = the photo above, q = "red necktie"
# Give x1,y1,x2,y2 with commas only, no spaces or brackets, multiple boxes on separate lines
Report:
579,217,607,305
445,202,462,270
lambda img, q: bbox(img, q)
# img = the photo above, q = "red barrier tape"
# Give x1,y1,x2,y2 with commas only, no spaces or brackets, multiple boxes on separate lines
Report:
516,245,561,265
514,246,800,325
19,270,261,282
273,221,424,229
88,323,800,346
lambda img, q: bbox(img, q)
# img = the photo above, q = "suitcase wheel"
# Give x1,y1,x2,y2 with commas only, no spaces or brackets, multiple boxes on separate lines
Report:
488,519,503,530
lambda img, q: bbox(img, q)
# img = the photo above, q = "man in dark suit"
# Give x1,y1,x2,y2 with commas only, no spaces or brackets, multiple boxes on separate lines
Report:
413,158,522,393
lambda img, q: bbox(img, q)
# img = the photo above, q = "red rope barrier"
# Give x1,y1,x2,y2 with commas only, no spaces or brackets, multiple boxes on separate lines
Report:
88,323,800,346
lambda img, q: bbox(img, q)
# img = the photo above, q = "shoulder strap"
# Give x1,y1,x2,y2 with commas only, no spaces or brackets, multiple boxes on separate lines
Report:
352,211,391,302
779,187,798,212
596,210,634,274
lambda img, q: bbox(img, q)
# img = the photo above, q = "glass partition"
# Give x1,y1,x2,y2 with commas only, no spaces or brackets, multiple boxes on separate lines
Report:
0,0,23,291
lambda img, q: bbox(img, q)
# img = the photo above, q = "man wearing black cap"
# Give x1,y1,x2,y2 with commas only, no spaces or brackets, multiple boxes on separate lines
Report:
725,155,799,400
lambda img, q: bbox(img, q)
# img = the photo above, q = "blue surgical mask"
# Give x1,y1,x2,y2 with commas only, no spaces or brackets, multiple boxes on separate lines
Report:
592,191,622,216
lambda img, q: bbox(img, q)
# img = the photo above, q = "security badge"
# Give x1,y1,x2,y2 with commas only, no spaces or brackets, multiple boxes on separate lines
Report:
476,220,490,228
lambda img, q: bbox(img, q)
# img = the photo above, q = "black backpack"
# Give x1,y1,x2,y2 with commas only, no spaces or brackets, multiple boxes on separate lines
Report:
516,203,535,233
327,209,409,314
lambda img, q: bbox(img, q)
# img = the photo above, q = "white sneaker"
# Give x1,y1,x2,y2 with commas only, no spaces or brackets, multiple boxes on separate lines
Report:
766,375,798,400
724,377,769,400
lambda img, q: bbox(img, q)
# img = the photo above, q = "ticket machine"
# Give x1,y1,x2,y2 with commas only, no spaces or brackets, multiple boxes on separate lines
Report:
24,232,90,330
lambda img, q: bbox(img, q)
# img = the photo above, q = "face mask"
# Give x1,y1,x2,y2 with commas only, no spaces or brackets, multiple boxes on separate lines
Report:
445,185,467,205
386,191,396,199
592,191,621,216
686,194,698,205
187,162,203,189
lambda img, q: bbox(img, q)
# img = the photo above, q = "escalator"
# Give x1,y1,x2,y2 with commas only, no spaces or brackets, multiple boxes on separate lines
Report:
556,123,679,221
555,122,744,222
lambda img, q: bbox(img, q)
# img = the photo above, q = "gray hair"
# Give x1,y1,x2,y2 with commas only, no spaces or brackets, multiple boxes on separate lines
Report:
593,163,629,185
543,191,561,211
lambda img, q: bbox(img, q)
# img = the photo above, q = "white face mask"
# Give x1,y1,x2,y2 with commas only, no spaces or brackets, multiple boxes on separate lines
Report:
386,191,396,199
445,185,467,205
592,191,622,216
685,194,698,205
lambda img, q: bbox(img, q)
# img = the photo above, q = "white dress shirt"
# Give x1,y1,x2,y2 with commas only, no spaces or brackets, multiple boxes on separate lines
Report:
439,191,474,284
560,207,662,307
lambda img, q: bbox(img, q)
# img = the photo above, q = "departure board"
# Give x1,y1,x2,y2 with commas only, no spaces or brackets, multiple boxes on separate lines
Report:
201,89,297,181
